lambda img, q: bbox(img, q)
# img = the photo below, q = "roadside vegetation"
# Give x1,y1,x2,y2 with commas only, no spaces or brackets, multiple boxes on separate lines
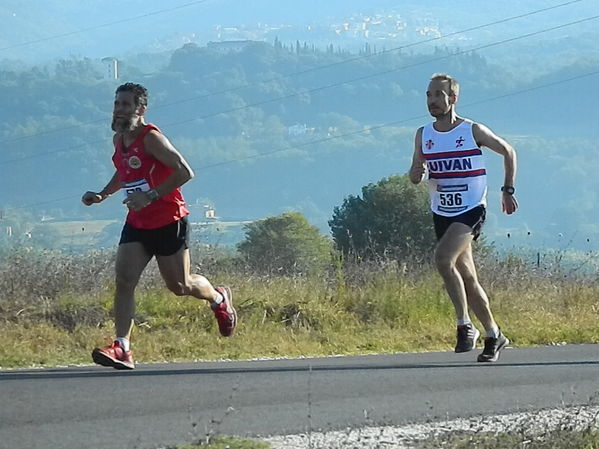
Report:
2,238,599,369
2,176,599,368
2,176,599,449
167,436,268,449
168,416,599,448
420,427,599,449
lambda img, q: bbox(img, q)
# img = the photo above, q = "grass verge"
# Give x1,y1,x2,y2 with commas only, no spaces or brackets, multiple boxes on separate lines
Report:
420,428,599,448
168,436,269,449
2,262,599,368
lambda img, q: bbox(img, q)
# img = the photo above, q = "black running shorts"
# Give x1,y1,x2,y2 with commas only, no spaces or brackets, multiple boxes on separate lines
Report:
119,216,190,256
432,205,486,241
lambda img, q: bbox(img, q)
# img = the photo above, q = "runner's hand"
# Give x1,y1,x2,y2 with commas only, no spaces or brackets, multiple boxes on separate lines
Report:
123,191,152,212
82,191,103,206
409,163,426,184
502,193,518,215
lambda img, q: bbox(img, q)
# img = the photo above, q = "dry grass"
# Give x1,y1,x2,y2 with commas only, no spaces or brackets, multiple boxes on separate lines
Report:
1,246,599,369
3,246,599,449
420,427,599,449
166,436,269,449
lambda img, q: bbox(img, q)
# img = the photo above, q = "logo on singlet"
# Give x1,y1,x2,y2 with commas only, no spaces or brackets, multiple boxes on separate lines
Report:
128,156,141,169
425,139,434,150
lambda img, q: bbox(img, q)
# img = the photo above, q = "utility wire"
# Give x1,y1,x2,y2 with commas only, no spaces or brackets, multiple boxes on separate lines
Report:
151,0,589,108
10,68,599,211
142,15,599,128
1,13,596,166
0,0,213,52
196,69,599,169
0,0,585,146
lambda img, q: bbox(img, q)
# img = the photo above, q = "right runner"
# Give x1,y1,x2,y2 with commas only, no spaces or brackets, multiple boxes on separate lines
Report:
409,73,518,362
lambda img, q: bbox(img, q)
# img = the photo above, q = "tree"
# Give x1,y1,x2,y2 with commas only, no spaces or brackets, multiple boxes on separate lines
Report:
329,174,435,261
237,212,331,276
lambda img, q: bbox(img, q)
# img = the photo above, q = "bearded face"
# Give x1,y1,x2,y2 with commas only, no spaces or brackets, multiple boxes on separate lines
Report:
112,91,144,133
426,79,455,119
111,115,136,133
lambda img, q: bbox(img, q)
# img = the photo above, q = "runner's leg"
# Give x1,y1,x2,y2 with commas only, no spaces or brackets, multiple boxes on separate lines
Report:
114,241,152,339
434,222,474,322
455,244,497,332
156,246,218,301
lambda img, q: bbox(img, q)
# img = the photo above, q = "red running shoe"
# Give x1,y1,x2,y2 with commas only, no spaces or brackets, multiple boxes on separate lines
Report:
212,286,237,337
92,340,135,370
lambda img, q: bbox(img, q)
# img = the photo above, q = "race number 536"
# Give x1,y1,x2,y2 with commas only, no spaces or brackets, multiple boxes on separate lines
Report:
439,192,463,206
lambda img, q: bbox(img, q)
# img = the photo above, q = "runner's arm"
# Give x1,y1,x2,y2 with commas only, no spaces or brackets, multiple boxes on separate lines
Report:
82,171,120,205
409,127,426,184
473,123,518,214
143,130,194,198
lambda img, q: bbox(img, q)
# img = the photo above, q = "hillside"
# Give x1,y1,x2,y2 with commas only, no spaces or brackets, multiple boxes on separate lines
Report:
0,1,597,251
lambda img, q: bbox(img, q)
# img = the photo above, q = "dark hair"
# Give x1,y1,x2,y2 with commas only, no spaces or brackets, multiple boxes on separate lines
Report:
115,82,148,108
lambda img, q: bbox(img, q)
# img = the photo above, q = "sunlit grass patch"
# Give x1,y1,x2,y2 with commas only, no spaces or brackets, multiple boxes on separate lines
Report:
420,428,599,449
0,322,106,368
167,435,269,448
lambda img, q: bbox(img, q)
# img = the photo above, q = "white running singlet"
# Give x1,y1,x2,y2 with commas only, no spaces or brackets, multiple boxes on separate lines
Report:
421,120,487,217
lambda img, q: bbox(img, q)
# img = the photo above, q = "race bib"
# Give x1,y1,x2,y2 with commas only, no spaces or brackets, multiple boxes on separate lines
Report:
122,179,150,198
435,184,468,214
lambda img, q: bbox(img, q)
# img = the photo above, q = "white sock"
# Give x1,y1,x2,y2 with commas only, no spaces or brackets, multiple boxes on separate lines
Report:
486,327,500,339
212,292,223,305
457,319,471,326
116,337,130,352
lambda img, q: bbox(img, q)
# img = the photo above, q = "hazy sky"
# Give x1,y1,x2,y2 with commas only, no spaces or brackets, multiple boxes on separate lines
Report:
1,0,597,63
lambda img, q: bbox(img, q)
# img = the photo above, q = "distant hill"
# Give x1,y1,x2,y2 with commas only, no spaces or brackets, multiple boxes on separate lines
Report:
1,0,597,67
0,1,598,252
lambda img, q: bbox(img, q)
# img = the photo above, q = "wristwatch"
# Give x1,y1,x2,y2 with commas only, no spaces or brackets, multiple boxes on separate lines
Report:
501,185,515,195
147,189,160,201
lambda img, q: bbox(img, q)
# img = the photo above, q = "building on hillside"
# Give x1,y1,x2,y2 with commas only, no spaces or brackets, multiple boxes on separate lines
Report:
101,57,119,80
204,206,216,220
288,123,315,137
207,40,255,54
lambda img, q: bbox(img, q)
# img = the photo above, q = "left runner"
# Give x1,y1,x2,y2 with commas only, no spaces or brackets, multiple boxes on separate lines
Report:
82,82,237,370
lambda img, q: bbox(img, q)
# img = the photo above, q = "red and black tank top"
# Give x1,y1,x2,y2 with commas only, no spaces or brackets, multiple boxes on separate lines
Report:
112,123,189,229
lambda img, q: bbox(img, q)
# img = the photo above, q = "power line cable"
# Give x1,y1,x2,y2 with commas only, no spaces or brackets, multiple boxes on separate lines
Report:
11,195,81,210
0,0,585,145
196,69,599,169
0,0,213,52
154,0,588,108
10,68,599,211
1,14,597,166
271,0,586,75
0,137,111,166
155,15,599,127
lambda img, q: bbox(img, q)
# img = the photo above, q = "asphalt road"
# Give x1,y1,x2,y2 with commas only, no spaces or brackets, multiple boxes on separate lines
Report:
1,344,599,449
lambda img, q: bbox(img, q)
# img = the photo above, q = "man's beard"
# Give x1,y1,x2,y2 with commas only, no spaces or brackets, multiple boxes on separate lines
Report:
428,108,448,119
111,116,136,133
